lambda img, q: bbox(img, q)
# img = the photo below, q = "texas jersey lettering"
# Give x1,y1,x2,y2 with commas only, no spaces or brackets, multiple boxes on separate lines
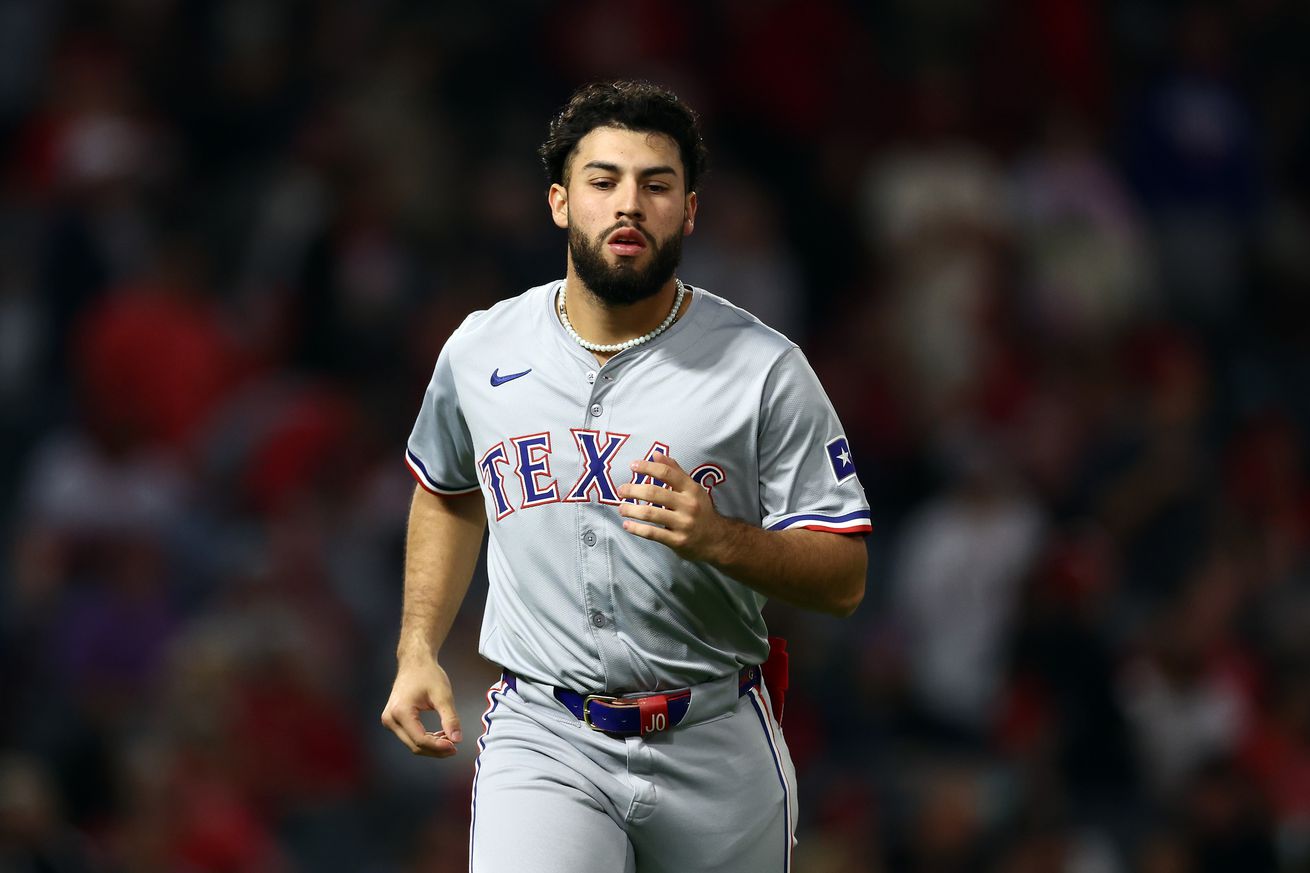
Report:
414,431,728,519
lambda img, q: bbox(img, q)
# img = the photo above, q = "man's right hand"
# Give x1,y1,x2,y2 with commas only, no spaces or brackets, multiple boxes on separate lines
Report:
380,657,463,758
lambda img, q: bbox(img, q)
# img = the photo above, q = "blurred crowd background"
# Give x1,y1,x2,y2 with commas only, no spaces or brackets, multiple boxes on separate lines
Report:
2,1,1310,871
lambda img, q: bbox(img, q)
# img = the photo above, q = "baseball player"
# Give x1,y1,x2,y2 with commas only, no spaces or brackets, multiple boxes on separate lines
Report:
381,81,871,873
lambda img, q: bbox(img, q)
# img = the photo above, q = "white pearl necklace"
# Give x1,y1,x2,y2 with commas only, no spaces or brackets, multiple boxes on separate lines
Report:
558,279,687,354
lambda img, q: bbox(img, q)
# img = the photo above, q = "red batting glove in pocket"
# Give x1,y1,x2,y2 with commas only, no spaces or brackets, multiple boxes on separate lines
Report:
763,636,789,724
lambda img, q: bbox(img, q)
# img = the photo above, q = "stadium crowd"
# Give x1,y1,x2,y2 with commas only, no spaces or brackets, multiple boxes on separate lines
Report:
2,1,1309,871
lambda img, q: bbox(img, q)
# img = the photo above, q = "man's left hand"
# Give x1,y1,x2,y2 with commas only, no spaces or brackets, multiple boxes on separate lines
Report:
617,453,732,563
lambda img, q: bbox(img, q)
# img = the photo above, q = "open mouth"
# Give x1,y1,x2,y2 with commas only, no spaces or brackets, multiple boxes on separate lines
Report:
606,227,648,257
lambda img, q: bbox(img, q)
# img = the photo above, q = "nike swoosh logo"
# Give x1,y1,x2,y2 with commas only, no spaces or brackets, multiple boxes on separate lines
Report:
490,367,532,387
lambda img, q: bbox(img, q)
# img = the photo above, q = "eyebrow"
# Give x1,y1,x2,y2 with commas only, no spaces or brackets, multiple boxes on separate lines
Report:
581,161,678,179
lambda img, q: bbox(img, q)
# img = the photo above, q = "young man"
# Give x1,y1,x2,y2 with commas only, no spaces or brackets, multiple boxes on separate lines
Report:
381,80,871,873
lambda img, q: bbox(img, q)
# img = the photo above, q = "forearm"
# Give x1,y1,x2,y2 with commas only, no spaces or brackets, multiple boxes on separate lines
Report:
396,485,487,665
618,455,869,617
382,485,485,757
706,521,868,617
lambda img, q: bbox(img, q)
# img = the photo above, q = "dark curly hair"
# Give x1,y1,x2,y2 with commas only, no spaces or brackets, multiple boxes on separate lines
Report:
539,80,709,193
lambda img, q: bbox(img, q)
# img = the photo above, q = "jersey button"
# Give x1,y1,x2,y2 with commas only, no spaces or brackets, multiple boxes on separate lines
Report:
582,530,597,547
590,403,603,417
590,612,606,627
585,370,597,384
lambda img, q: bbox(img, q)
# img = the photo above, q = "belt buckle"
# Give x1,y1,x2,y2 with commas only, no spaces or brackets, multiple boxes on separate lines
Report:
581,694,619,731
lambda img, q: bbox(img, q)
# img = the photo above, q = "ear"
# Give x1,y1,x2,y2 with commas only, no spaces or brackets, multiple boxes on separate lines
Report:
548,183,569,229
683,191,698,236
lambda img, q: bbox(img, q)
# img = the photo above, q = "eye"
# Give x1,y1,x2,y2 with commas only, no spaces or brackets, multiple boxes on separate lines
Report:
646,183,669,193
591,179,615,190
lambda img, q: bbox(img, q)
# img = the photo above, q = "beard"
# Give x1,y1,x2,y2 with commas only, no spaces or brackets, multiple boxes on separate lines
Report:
569,221,682,306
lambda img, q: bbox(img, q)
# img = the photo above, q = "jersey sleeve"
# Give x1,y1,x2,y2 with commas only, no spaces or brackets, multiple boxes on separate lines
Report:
405,336,480,495
757,347,872,534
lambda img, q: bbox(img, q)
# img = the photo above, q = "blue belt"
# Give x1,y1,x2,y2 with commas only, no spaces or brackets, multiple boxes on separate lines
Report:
502,666,761,738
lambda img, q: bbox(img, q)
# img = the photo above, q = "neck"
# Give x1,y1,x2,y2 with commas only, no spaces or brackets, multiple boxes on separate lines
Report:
562,274,680,345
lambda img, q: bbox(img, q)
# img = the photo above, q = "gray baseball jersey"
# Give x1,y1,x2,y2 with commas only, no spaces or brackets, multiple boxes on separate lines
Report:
405,280,871,694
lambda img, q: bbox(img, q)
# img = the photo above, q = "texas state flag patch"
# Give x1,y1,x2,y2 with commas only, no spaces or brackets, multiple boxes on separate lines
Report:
826,436,857,484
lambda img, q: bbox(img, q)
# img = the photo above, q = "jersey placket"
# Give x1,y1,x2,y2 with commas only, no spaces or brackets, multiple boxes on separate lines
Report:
576,359,620,688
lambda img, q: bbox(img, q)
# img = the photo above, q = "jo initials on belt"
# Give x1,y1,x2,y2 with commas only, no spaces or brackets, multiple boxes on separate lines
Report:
582,690,688,735
501,667,761,738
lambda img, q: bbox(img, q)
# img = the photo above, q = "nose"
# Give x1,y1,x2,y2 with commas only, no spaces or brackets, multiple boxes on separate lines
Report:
615,178,644,221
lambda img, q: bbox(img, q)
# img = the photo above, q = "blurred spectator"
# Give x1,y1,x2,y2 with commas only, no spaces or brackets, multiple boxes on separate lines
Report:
100,736,290,873
891,433,1046,736
1222,410,1310,585
1005,529,1139,817
290,164,426,382
13,429,188,615
1011,107,1154,344
1122,3,1261,329
0,754,96,873
1178,757,1278,873
1090,326,1215,600
1134,828,1193,873
1240,663,1310,869
887,760,992,872
991,824,1124,873
547,0,696,88
680,168,806,338
860,65,1011,422
710,0,873,142
18,38,172,389
71,243,239,452
1119,552,1257,797
45,535,178,718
